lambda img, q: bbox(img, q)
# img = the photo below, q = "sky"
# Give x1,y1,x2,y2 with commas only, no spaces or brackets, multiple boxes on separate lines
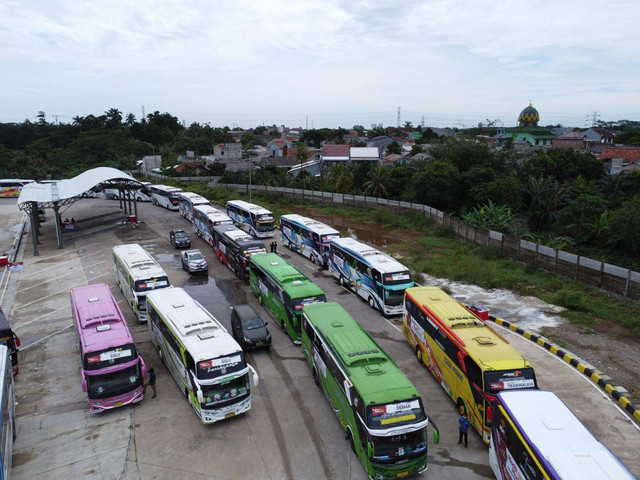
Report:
1,0,639,129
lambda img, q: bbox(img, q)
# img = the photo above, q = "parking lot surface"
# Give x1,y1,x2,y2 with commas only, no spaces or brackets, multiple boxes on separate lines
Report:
3,197,638,479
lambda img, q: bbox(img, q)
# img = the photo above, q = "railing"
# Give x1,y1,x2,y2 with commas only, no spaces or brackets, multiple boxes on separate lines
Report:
211,183,640,300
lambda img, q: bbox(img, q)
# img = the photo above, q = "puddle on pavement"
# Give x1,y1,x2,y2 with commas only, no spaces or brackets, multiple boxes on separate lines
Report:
182,276,248,329
422,274,566,331
156,253,179,263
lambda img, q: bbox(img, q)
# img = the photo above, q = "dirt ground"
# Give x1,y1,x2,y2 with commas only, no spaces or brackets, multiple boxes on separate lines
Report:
540,320,640,404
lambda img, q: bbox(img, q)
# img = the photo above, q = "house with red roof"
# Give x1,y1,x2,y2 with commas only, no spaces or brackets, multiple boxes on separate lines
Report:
598,147,640,174
320,144,350,163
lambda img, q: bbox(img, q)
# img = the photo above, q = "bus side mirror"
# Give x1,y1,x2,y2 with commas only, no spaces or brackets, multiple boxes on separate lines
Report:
140,357,147,378
81,377,87,393
427,415,440,445
367,441,373,457
13,335,20,348
196,389,203,404
343,381,352,405
249,364,259,386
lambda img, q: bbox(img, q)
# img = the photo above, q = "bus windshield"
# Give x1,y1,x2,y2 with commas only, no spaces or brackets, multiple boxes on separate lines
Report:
256,220,274,232
367,399,425,429
83,344,137,370
134,277,169,292
86,365,142,399
370,429,427,464
484,368,536,393
200,374,249,409
292,294,327,312
197,353,247,380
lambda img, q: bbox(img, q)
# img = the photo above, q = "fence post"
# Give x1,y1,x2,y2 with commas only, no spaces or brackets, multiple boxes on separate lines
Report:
599,262,604,288
625,270,631,297
575,255,580,280
535,243,539,266
554,249,558,273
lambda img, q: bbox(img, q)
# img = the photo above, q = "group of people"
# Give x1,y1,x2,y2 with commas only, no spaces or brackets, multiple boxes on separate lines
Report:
269,241,278,253
315,252,330,272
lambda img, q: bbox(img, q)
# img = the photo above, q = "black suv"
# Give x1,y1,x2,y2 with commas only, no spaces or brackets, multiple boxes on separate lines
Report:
231,304,271,351
170,229,191,248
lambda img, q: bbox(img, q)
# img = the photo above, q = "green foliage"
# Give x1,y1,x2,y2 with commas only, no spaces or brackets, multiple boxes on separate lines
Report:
462,200,515,232
607,196,640,255
386,140,401,155
549,289,589,312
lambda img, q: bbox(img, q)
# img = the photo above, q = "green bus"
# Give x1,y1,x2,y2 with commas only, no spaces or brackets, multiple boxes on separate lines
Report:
301,302,440,480
249,253,326,344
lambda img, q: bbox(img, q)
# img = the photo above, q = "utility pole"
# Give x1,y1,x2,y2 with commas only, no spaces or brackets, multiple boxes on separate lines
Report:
306,115,308,130
397,106,401,127
142,105,146,121
421,115,425,129
586,111,600,127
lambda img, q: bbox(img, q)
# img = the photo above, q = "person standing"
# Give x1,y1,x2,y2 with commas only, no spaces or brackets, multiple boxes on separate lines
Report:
269,242,274,253
272,241,277,254
458,411,470,447
315,254,321,272
143,367,157,398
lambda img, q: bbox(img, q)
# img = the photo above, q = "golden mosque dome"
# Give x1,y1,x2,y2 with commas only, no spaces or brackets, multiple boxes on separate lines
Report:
518,102,540,127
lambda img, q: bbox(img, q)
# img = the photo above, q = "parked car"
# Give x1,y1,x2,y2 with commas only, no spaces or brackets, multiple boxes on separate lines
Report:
170,229,191,248
230,304,271,351
181,249,208,273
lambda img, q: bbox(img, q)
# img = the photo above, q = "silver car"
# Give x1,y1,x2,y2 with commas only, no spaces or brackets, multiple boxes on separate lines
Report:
181,249,208,273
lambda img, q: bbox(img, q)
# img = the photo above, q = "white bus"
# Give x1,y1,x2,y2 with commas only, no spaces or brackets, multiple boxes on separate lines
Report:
150,184,183,211
112,244,171,321
178,192,211,221
329,237,415,315
280,214,340,263
146,287,258,424
0,179,34,198
490,389,636,480
0,345,15,478
226,200,275,238
192,205,233,247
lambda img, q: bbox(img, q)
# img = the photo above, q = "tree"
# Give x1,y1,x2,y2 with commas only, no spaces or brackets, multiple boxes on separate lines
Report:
362,167,390,198
409,144,424,156
521,176,570,231
386,140,401,155
104,108,122,129
328,163,353,193
608,196,640,255
404,121,413,130
462,200,515,233
125,113,136,127
409,160,461,211
352,125,365,136
36,111,47,126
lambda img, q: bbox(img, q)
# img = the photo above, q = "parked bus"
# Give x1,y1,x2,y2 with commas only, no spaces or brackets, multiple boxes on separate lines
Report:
226,200,275,238
213,224,267,281
112,244,171,321
146,287,258,424
329,237,414,315
302,302,440,479
192,205,233,246
149,184,183,210
178,192,211,222
0,309,19,376
0,179,34,198
490,389,636,480
249,253,325,344
403,286,537,444
0,345,15,478
70,283,147,413
280,214,340,263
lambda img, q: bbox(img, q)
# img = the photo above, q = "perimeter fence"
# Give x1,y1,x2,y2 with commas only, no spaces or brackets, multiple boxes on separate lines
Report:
211,183,640,300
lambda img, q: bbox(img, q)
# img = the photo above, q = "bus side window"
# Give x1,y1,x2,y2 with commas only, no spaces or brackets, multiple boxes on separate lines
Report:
372,269,381,283
464,357,484,405
303,317,314,341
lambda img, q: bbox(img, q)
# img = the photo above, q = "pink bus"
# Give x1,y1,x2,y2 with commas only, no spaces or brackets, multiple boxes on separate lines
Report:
70,283,147,412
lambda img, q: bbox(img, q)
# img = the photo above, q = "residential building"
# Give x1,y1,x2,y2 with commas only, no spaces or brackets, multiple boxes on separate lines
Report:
598,147,640,174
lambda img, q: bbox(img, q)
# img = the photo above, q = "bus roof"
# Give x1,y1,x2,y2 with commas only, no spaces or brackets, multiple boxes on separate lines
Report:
152,184,183,193
227,199,272,215
330,237,409,274
251,253,324,298
281,214,339,237
145,287,241,361
498,390,635,479
70,284,134,352
406,287,530,371
194,205,232,220
179,192,210,204
112,244,168,282
304,302,419,405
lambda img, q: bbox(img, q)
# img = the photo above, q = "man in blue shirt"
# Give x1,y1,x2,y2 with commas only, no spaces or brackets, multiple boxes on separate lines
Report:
458,412,470,447
143,367,157,399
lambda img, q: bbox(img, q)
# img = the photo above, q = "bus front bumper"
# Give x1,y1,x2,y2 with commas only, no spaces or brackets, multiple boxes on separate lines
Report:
89,388,143,413
201,396,251,424
368,455,428,480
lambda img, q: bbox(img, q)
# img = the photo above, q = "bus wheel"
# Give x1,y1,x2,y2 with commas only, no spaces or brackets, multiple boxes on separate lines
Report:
312,367,320,387
158,347,165,365
368,297,375,309
346,430,356,453
457,398,466,416
416,346,423,365
309,254,314,263
184,387,189,399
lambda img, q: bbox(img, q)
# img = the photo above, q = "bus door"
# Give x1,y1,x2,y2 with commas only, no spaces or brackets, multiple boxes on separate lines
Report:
464,356,491,431
0,311,19,375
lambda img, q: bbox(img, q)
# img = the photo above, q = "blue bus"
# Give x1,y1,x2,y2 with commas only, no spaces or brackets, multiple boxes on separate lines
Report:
279,214,339,264
226,200,275,238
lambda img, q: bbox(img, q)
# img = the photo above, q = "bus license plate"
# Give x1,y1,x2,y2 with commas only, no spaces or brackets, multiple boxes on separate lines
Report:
397,472,408,478
114,401,123,407
225,412,235,418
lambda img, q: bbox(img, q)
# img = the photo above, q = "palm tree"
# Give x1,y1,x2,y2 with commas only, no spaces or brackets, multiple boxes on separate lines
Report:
521,176,569,230
72,115,85,127
362,167,390,198
125,113,136,127
104,108,122,129
328,163,353,193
